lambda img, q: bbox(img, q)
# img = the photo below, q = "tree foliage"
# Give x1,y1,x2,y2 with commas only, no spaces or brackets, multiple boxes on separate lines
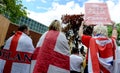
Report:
0,0,27,23
61,14,84,48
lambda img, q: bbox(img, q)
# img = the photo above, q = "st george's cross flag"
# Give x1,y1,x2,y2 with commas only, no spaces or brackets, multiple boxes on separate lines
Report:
0,31,35,73
33,30,70,73
88,36,116,73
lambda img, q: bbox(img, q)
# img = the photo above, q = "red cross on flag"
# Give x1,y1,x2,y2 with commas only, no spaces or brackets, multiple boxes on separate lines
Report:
0,31,35,73
33,30,70,73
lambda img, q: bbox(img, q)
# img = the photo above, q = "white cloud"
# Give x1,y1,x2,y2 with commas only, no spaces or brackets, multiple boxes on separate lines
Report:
41,0,47,3
106,0,120,23
36,6,48,10
85,0,103,3
27,1,84,26
27,0,120,27
53,0,61,2
26,0,35,2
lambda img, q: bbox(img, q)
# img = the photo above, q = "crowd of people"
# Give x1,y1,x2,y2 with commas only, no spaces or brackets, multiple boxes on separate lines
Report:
0,19,118,73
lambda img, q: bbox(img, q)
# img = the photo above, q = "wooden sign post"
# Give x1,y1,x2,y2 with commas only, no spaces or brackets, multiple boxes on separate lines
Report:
85,3,111,25
0,15,10,47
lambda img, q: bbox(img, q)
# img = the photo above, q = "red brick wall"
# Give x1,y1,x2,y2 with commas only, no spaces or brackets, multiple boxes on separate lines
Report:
30,30,42,47
5,23,42,47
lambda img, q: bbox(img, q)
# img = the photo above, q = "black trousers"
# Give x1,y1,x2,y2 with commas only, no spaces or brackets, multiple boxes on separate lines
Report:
70,71,81,73
84,64,88,73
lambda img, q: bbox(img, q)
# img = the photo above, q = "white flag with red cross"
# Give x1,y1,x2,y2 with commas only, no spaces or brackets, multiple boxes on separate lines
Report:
0,31,35,73
33,30,70,73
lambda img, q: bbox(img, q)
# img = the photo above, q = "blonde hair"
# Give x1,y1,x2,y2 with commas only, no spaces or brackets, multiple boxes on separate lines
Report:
93,24,108,37
49,20,61,31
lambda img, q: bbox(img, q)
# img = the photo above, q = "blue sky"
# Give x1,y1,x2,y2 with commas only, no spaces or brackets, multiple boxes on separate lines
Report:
23,0,85,12
22,0,120,26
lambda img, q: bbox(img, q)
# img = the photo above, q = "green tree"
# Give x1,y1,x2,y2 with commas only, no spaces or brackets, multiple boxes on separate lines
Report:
0,0,27,23
61,14,84,48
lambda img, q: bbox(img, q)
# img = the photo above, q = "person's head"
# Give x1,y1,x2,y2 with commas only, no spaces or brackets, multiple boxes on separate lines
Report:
93,24,108,37
80,46,84,53
49,20,61,31
80,46,86,57
83,25,93,36
18,25,30,35
71,47,79,54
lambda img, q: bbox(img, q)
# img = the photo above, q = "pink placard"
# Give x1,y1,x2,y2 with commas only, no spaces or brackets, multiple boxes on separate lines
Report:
85,3,111,25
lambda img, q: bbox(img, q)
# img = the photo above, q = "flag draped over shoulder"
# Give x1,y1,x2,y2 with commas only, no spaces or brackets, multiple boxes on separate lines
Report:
88,36,116,73
33,30,70,73
0,31,35,73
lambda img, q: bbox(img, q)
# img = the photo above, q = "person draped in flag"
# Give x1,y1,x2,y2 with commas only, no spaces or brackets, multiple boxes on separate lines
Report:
0,25,35,73
33,20,70,73
79,21,118,73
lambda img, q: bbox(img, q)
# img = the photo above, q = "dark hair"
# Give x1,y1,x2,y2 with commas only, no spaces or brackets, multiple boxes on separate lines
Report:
80,46,86,57
18,25,28,32
71,47,79,54
83,25,93,36
80,46,84,54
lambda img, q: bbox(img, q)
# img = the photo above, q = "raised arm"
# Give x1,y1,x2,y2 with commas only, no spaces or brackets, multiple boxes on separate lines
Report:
111,21,118,39
112,25,118,39
79,21,84,38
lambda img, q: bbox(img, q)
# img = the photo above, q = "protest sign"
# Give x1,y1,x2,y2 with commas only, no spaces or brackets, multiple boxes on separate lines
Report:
85,3,111,25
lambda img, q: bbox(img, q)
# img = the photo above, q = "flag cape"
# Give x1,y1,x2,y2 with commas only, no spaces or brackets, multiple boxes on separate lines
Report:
0,31,35,73
33,30,70,73
88,36,116,73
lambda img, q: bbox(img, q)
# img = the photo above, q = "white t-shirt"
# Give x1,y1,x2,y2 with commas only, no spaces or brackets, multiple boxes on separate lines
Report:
70,54,83,72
